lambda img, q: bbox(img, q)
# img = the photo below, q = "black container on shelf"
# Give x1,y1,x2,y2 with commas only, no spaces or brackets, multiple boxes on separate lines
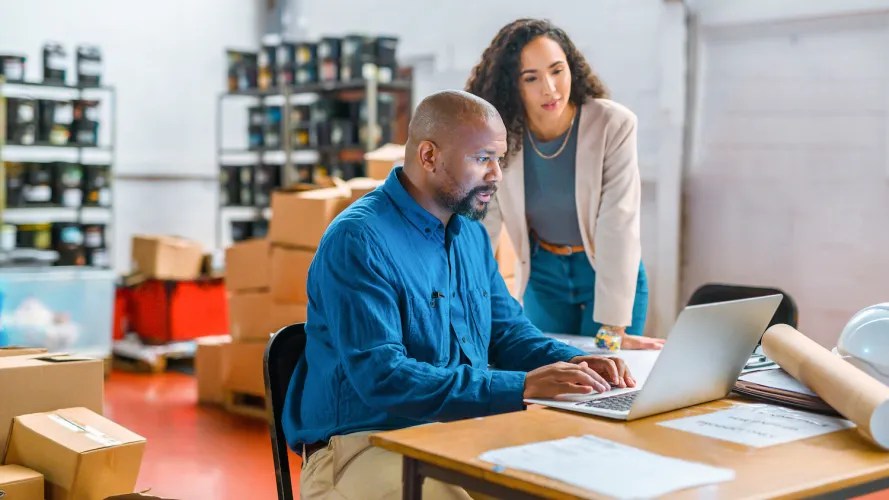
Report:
318,37,341,83
238,165,254,206
85,247,110,267
263,106,282,149
230,221,254,242
330,119,357,147
72,100,100,145
374,36,399,83
251,219,269,239
289,104,311,124
282,164,314,187
318,38,341,60
9,163,54,206
6,98,38,145
226,50,258,91
42,42,68,84
276,43,296,87
0,54,26,82
295,42,318,85
258,44,278,90
291,126,313,149
17,223,53,250
82,224,106,249
37,100,73,145
52,162,83,207
52,222,85,266
83,164,112,207
220,165,238,206
4,162,26,207
76,45,102,87
253,164,281,207
247,106,266,149
329,162,363,181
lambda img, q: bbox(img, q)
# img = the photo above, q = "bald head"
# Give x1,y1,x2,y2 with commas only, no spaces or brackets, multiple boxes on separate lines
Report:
405,90,502,159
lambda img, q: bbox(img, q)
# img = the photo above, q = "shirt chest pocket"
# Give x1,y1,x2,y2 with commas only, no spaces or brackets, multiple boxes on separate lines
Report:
467,287,492,344
406,295,448,365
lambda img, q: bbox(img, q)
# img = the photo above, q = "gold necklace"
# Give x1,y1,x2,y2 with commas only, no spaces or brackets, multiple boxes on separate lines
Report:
527,110,576,160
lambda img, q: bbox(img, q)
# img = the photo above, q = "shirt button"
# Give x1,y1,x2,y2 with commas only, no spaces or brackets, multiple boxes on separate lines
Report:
452,291,456,298
424,228,430,233
462,336,468,343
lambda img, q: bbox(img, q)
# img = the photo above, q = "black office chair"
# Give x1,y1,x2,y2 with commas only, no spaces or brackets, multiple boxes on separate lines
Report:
264,322,306,500
686,283,799,332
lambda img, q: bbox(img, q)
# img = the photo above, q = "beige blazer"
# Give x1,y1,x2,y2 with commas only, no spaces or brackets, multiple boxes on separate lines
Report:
483,98,642,327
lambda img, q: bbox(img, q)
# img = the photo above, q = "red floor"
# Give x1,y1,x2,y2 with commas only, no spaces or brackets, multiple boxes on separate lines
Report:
104,370,889,500
104,370,301,500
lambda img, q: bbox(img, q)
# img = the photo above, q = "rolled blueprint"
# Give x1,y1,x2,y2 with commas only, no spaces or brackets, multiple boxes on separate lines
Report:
762,324,889,450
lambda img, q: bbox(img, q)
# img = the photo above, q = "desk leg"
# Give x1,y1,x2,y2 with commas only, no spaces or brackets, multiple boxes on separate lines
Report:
403,456,424,500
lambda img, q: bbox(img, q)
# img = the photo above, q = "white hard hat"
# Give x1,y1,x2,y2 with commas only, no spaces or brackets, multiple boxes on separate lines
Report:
837,303,889,386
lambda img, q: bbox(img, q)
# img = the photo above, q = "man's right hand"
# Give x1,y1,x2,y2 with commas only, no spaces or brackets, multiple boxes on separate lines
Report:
523,361,611,399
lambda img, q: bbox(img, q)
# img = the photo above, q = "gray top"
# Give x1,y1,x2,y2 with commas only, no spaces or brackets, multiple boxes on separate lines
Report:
523,109,583,246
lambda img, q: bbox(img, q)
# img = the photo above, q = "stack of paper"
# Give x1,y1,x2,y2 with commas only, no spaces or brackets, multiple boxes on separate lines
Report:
479,435,734,498
734,368,838,415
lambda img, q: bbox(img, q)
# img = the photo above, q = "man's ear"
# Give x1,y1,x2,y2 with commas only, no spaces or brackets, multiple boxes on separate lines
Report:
417,140,439,173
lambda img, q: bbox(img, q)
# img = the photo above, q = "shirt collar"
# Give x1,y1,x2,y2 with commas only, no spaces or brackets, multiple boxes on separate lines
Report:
382,166,463,241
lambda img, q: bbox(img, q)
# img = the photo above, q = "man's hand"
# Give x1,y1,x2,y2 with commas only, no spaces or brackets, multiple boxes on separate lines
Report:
568,355,636,389
620,334,665,350
523,361,612,399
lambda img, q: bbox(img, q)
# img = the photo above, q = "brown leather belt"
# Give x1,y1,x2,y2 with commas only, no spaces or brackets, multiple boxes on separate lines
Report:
532,232,585,256
302,441,328,461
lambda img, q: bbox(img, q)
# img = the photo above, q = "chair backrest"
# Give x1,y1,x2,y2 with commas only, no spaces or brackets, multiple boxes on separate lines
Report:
263,323,306,500
686,283,799,333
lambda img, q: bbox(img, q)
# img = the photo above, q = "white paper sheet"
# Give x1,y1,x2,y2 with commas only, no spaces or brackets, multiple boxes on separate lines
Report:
738,368,817,396
479,435,734,499
658,404,854,447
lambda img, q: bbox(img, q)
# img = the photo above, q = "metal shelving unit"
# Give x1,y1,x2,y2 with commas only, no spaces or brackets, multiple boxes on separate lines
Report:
1,77,117,267
214,65,412,248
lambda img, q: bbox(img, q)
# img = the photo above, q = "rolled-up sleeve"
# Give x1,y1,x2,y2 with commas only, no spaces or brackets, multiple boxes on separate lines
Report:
318,227,527,421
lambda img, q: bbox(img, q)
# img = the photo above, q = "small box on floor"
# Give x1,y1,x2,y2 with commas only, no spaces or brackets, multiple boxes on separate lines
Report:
223,341,267,397
196,335,232,405
346,177,384,205
0,464,43,500
225,239,271,293
131,235,204,281
228,290,307,342
268,187,350,249
364,143,404,180
0,354,104,456
3,407,145,500
269,246,313,304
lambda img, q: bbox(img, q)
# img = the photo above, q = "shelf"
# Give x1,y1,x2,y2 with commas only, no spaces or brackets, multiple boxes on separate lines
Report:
81,207,113,224
223,80,412,98
3,142,110,150
1,145,113,163
2,207,79,223
219,206,266,221
0,80,114,91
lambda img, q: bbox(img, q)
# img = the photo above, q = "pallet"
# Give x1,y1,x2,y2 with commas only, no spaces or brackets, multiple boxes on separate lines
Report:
223,390,267,420
112,336,196,373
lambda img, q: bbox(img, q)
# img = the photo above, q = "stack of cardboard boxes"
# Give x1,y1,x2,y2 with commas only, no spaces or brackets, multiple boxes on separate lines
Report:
0,349,147,499
202,177,384,417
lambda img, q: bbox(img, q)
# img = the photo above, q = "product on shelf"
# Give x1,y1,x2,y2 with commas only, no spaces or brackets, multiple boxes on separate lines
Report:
258,44,278,90
247,106,265,149
226,50,258,91
283,164,314,187
71,99,100,145
0,54,26,82
42,42,67,84
295,42,318,85
52,222,86,266
263,106,282,149
16,223,53,250
0,224,16,251
230,220,268,242
83,164,112,207
52,162,83,207
76,45,103,87
339,35,371,82
374,36,399,83
37,100,73,145
220,165,254,206
276,42,296,87
317,38,341,82
5,162,53,206
82,224,106,249
253,164,281,207
5,98,38,145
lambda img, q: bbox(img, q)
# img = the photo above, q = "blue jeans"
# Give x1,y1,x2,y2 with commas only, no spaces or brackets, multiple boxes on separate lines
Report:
523,242,649,336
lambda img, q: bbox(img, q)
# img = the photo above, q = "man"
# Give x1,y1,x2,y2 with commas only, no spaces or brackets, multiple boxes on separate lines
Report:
283,90,636,499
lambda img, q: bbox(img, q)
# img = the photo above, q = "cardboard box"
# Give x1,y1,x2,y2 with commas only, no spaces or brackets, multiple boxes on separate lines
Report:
3,407,145,500
131,235,204,280
0,464,43,499
223,342,267,397
228,291,307,342
496,227,518,279
364,143,405,180
225,239,271,292
345,177,384,205
270,246,313,304
0,355,104,457
196,335,232,405
269,188,350,249
0,346,47,357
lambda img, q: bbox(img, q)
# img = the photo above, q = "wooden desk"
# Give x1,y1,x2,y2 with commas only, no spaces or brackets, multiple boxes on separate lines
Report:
371,399,889,499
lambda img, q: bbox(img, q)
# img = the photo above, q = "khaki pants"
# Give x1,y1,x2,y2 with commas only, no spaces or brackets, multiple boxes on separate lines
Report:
299,431,474,500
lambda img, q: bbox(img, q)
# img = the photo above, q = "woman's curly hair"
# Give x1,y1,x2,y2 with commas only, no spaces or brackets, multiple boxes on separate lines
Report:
466,19,609,159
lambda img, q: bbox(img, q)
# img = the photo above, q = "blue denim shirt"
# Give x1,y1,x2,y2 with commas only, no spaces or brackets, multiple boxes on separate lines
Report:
282,167,585,448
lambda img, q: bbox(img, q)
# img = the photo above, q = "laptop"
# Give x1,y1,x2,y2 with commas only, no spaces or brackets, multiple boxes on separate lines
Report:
526,294,783,420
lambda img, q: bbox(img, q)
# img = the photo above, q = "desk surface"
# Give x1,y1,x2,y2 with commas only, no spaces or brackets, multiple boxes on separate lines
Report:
371,399,889,499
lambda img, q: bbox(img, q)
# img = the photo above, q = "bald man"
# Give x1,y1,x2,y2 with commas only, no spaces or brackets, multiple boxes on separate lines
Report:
283,90,635,499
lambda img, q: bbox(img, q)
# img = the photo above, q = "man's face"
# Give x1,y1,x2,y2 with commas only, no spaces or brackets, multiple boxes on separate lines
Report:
434,116,507,221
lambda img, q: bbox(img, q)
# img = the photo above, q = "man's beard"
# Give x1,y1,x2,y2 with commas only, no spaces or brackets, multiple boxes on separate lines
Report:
438,184,496,221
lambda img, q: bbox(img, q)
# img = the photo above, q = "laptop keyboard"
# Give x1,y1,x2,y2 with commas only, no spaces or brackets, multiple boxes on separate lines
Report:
576,391,639,412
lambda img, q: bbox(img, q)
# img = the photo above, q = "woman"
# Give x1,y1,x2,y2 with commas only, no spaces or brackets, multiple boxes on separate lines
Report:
466,19,664,350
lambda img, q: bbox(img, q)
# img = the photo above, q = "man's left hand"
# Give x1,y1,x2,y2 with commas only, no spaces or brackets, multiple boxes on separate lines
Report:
568,355,636,389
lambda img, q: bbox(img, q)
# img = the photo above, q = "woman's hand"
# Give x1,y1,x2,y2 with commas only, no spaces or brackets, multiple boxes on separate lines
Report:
620,332,665,350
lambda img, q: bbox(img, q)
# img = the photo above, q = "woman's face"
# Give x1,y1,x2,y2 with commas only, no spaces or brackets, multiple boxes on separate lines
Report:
518,35,572,126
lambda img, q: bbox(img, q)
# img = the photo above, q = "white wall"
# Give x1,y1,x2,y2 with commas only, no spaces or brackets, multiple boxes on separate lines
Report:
2,0,263,272
684,1,889,346
291,0,689,337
